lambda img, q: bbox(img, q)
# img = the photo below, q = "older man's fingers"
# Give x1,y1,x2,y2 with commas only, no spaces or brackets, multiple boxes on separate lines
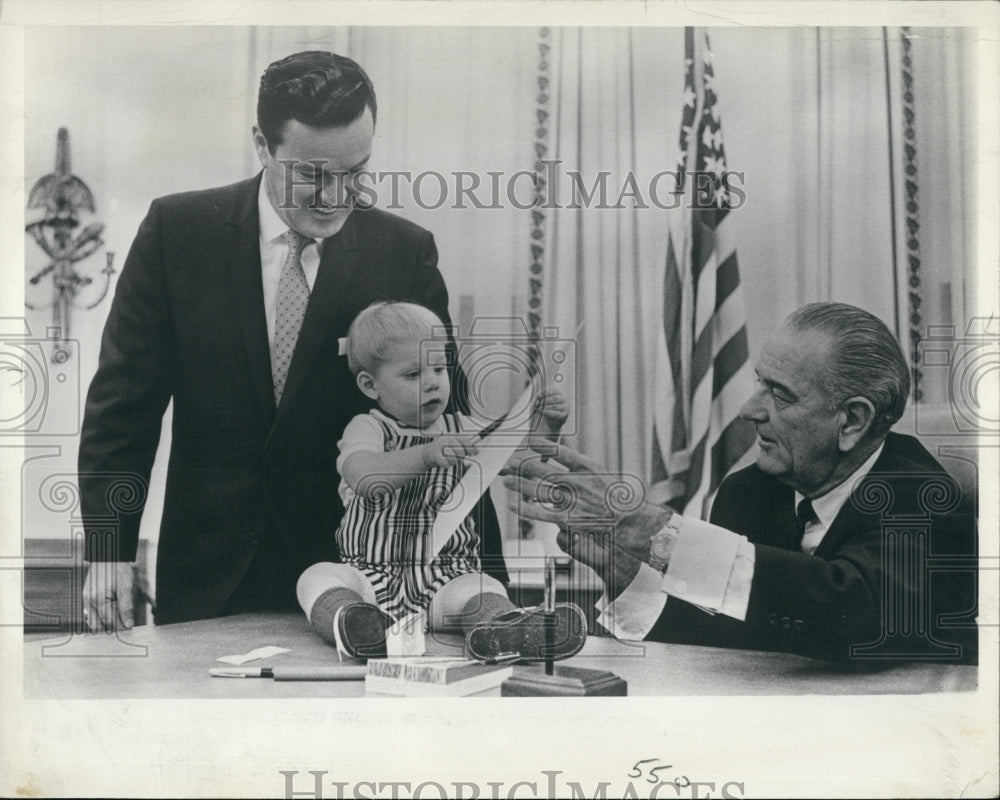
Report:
502,440,606,480
502,473,568,506
507,498,567,526
504,473,600,520
501,473,538,498
556,529,617,588
556,529,599,561
546,441,605,474
501,448,568,478
499,448,531,475
556,529,580,560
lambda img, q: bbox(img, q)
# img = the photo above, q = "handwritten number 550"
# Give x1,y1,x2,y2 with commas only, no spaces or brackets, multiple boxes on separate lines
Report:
629,759,689,786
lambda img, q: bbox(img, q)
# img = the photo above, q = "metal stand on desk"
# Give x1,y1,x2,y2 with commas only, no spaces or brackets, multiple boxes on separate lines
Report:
501,557,627,697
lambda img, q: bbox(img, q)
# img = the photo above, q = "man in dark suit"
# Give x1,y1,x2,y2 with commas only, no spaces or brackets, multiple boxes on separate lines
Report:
506,302,977,663
78,51,507,628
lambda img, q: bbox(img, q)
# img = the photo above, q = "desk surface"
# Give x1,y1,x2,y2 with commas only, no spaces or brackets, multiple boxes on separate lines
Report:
23,612,976,698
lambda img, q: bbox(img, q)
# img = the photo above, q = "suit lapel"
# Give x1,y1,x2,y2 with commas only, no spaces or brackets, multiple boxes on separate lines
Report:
223,174,277,423
775,499,801,551
813,504,858,560
813,443,895,559
760,485,798,550
276,211,360,416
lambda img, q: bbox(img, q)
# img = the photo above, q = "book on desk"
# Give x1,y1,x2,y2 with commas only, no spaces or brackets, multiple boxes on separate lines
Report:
365,657,514,697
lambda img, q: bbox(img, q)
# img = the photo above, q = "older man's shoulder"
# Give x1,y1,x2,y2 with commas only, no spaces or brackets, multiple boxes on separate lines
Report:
709,463,789,527
713,462,788,510
876,431,952,475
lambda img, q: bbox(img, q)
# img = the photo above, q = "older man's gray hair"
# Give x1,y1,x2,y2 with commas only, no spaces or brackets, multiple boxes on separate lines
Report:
785,302,910,436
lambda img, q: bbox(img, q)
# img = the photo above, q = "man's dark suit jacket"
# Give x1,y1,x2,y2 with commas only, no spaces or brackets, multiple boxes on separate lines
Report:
647,432,978,664
79,174,508,624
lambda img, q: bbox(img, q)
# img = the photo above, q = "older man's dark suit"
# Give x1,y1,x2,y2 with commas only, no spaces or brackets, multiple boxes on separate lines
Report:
79,174,508,624
646,432,977,663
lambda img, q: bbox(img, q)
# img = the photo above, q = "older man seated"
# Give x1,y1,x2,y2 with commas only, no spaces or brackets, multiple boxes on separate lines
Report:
506,302,977,664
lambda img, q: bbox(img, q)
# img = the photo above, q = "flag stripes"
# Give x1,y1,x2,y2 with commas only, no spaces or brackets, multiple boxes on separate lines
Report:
650,27,754,518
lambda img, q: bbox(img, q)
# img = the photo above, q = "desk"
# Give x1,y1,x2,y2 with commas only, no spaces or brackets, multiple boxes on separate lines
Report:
23,612,976,699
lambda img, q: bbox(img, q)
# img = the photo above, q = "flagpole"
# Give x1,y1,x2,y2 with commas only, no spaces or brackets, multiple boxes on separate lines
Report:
679,27,704,450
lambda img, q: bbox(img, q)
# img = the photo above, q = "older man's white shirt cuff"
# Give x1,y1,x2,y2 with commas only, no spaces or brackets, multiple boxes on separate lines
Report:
596,518,755,640
595,561,667,639
662,518,749,613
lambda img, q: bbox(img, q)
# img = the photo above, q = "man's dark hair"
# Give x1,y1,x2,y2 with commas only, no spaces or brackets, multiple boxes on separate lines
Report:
786,302,911,437
257,51,377,152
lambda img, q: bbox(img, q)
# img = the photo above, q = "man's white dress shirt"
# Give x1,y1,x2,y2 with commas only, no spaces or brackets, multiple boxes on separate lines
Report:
258,178,322,347
598,445,884,639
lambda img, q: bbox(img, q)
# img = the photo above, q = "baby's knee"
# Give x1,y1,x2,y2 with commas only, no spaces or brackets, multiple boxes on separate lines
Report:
428,572,509,630
297,562,377,610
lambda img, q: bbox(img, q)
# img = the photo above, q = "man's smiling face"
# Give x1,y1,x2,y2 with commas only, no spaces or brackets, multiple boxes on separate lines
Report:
254,109,373,240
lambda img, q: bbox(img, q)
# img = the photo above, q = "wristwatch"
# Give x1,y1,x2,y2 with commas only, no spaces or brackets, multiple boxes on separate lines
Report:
647,516,681,574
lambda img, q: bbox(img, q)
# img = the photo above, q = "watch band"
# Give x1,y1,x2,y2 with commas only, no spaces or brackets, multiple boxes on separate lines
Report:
648,517,681,574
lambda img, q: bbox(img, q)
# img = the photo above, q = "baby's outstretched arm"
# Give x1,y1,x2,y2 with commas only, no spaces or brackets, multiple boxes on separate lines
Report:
342,434,480,499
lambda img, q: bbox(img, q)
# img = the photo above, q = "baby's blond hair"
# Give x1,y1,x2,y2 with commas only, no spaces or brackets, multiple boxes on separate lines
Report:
345,301,444,375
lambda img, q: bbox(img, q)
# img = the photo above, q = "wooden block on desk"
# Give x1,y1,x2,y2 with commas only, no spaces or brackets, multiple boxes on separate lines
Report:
501,665,627,696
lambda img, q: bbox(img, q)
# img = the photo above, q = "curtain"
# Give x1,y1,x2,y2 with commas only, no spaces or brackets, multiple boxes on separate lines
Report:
883,27,981,491
543,28,657,478
538,27,978,496
885,27,978,407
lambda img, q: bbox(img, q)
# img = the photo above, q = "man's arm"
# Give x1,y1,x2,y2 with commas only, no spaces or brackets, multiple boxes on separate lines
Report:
501,447,754,643
78,201,174,627
626,475,876,659
710,471,978,662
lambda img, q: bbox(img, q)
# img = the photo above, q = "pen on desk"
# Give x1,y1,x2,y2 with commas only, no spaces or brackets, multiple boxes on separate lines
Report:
209,665,368,681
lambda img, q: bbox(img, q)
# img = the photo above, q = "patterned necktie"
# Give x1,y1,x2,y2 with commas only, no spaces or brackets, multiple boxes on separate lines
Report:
792,497,816,551
271,230,312,405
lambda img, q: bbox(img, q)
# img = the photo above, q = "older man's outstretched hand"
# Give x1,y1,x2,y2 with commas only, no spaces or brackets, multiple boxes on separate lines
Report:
555,528,644,601
502,441,675,571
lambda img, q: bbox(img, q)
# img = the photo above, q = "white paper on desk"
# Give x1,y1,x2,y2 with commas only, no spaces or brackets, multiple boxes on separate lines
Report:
216,645,290,665
428,384,534,560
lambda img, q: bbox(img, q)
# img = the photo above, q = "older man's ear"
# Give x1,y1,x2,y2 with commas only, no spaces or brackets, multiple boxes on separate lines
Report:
837,396,877,452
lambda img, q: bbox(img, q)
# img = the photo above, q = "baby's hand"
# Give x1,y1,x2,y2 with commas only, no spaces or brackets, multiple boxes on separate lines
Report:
422,434,480,469
534,388,569,431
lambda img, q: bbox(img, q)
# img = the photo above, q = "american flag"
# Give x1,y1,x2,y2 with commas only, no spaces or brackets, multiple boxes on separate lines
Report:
650,27,755,519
